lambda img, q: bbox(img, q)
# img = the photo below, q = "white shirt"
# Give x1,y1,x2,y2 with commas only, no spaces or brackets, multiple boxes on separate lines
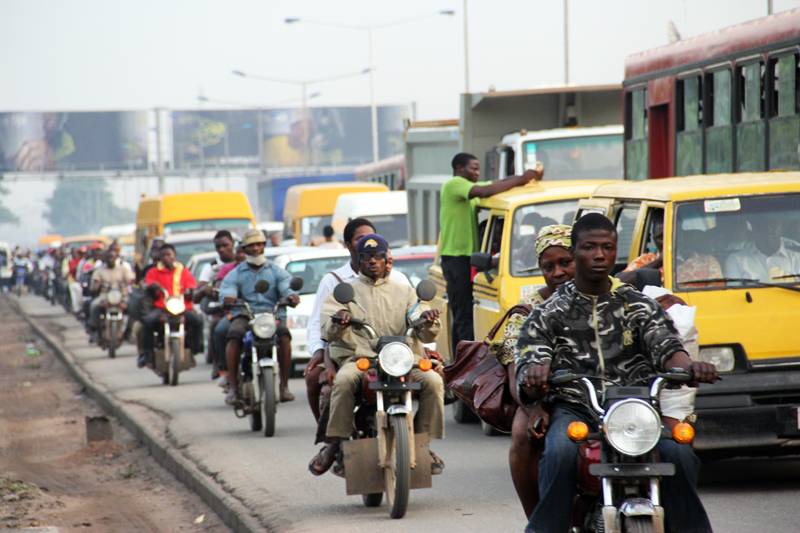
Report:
198,255,227,284
306,261,410,356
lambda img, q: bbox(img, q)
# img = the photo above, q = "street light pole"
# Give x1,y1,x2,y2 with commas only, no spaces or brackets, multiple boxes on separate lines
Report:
367,29,379,162
463,0,470,93
563,0,570,85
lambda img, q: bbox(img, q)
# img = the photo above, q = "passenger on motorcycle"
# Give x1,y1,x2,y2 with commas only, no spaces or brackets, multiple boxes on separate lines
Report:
305,217,410,422
218,229,300,405
139,243,203,368
194,230,237,379
516,214,717,533
309,233,443,476
88,244,134,343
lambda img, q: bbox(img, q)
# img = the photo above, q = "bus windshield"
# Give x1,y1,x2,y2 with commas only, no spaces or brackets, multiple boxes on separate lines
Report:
522,134,623,180
674,193,800,289
164,218,252,236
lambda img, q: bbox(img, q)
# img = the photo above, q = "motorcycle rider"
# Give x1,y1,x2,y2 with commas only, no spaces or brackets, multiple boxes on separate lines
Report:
139,243,202,368
308,234,443,476
88,244,134,343
516,213,717,533
304,217,411,422
219,229,300,405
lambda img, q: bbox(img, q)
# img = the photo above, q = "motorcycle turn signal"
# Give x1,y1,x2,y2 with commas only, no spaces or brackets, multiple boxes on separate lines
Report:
356,357,371,371
567,421,590,442
672,422,695,444
418,358,433,372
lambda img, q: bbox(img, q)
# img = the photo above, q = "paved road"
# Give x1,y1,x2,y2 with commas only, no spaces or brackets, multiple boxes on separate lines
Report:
16,295,800,532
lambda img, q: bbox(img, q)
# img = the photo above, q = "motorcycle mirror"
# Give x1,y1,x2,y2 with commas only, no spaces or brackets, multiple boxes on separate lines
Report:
415,279,437,302
332,282,355,305
289,276,304,291
254,280,270,293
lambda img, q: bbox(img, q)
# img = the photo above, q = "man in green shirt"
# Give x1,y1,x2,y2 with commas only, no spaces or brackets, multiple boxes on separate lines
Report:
439,152,543,353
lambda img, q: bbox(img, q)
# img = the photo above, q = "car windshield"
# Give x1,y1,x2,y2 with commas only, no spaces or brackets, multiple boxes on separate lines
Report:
674,193,800,289
510,200,578,277
300,216,333,246
165,218,251,236
392,256,433,287
370,214,409,247
522,134,623,180
171,241,215,264
284,256,348,295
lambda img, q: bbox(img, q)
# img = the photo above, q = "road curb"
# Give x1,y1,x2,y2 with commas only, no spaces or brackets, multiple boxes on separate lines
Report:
10,297,269,533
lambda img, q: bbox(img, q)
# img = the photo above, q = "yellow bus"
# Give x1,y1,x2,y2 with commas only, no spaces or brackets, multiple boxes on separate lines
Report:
283,182,388,246
135,191,256,267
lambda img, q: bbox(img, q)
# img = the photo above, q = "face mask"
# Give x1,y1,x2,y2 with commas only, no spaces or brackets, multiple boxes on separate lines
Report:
245,254,266,267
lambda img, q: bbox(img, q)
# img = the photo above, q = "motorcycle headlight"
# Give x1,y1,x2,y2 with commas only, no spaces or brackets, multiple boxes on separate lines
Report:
107,289,122,306
378,342,414,377
286,314,309,330
603,399,661,457
698,346,735,372
252,313,277,339
165,296,186,315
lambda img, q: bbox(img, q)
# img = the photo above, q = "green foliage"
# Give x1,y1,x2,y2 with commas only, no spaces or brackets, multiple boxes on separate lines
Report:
44,178,135,236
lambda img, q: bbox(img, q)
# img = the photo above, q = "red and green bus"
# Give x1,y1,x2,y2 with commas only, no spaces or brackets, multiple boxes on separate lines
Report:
623,8,800,180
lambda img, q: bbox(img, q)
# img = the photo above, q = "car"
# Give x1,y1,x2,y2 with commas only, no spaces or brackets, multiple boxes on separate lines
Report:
186,251,218,281
272,247,351,375
164,231,221,265
389,245,436,287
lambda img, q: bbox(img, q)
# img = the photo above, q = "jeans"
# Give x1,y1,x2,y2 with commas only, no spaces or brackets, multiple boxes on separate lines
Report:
528,404,712,533
440,255,474,354
141,308,203,358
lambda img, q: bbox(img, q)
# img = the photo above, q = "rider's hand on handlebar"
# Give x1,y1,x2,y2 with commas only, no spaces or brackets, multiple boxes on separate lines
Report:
420,309,440,323
522,361,551,394
689,361,719,384
287,294,300,307
334,310,352,328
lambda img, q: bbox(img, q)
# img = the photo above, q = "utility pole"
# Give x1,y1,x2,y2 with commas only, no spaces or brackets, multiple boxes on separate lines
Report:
155,108,165,194
767,0,773,15
463,0,470,93
563,0,570,85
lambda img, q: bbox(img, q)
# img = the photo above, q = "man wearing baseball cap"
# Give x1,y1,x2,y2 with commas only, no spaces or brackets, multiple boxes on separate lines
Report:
308,233,445,476
218,229,300,404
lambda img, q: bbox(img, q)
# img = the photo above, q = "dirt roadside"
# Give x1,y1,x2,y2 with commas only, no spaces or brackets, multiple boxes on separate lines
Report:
0,297,229,533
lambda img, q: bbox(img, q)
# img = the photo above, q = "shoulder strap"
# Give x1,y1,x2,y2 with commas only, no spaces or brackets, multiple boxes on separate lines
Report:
486,303,533,341
329,271,344,283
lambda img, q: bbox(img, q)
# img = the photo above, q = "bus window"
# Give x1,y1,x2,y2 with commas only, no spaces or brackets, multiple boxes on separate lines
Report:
676,75,703,176
735,61,766,172
704,68,734,173
767,53,800,170
625,88,648,180
614,203,641,267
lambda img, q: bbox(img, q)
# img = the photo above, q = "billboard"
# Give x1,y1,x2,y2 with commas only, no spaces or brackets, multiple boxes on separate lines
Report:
0,111,149,172
172,105,409,169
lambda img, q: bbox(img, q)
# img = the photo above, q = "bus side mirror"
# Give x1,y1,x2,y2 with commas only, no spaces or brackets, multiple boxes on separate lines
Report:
470,252,492,272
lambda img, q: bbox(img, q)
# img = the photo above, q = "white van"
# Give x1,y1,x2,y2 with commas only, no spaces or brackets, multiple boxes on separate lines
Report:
330,190,408,247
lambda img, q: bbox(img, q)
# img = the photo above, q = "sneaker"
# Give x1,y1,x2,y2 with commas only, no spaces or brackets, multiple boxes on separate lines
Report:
224,389,240,406
216,374,229,389
137,354,147,368
430,450,445,475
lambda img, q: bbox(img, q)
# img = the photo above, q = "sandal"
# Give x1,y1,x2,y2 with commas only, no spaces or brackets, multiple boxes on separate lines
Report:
430,450,445,475
308,443,340,476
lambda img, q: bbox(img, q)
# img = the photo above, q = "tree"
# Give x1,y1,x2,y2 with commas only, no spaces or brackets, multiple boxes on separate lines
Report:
0,179,18,225
44,178,134,236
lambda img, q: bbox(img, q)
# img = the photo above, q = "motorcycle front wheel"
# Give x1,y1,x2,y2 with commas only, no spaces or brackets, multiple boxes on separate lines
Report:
248,380,263,432
108,321,118,359
261,367,276,437
169,338,181,386
385,415,410,519
624,516,655,533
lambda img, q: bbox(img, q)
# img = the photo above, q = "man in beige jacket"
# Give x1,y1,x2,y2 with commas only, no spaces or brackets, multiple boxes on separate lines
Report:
309,233,444,476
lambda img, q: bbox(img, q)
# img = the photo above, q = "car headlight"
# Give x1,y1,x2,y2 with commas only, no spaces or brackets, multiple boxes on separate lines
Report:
252,313,277,339
165,296,186,315
378,342,414,377
286,314,309,330
698,346,735,372
603,399,661,457
107,289,122,306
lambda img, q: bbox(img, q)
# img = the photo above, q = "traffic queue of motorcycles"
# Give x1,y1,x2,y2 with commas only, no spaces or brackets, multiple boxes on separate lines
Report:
14,239,702,532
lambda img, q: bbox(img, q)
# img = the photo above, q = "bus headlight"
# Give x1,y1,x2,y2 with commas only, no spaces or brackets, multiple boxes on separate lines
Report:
698,347,735,372
378,342,414,377
252,314,277,339
603,399,661,457
165,296,186,315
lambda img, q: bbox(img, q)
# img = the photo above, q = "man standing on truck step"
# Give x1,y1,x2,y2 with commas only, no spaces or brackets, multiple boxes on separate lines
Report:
439,152,544,353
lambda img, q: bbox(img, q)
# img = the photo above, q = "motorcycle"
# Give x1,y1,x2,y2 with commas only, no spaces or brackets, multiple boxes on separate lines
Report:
328,279,439,519
152,287,194,386
98,287,126,359
231,277,303,437
550,368,697,533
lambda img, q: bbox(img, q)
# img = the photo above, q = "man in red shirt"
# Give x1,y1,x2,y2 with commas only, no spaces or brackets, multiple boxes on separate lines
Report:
139,243,203,368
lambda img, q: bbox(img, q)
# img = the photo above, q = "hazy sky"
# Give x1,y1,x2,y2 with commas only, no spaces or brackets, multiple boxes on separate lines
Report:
2,0,799,120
